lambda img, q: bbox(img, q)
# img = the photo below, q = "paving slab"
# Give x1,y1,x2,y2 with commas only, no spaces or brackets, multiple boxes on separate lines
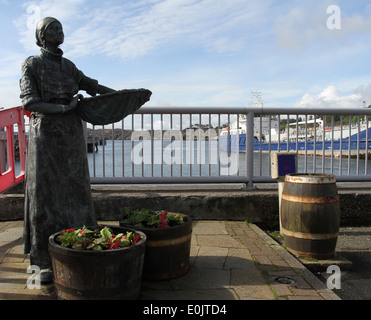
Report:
0,220,340,301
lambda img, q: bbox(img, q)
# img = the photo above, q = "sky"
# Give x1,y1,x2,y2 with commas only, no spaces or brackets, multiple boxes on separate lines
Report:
1,0,371,111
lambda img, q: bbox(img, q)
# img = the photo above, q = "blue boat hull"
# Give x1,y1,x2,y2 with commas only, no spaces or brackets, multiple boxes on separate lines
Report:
220,127,371,152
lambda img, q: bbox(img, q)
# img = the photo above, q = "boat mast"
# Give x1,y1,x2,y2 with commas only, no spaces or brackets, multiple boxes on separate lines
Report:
251,91,263,109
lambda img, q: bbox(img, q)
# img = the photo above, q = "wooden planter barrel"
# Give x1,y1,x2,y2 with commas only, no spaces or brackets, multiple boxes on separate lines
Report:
281,174,340,259
120,213,192,280
48,225,146,300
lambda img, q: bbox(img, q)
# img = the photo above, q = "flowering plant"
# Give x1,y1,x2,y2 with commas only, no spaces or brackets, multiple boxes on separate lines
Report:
121,208,185,228
57,225,142,250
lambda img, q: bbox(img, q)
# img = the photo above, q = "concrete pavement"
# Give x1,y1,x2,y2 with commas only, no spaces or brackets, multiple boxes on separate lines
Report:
314,226,371,300
0,220,340,301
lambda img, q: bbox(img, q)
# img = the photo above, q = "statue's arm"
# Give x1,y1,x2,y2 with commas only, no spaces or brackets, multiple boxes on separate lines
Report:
24,101,73,114
97,84,116,95
24,95,81,114
24,102,68,114
75,67,115,96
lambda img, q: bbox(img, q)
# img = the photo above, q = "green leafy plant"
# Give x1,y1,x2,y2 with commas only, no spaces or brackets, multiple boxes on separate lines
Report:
121,208,185,228
57,225,142,250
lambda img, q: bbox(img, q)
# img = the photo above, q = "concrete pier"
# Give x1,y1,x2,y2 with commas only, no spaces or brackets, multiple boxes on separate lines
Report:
2,183,371,229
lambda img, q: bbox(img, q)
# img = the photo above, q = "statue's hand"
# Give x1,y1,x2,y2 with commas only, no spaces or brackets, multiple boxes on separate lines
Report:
61,94,84,113
69,94,84,109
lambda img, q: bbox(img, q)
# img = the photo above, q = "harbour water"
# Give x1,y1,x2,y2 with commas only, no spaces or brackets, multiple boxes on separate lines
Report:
87,140,371,179
10,139,371,182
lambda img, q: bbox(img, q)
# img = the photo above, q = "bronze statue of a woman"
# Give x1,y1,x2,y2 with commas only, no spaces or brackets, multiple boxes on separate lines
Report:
20,17,117,283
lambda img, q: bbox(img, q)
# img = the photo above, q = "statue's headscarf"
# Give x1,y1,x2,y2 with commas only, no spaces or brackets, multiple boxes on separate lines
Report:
35,17,61,47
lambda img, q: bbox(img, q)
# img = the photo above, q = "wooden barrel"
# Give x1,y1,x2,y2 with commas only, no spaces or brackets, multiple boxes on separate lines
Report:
48,226,146,300
121,213,192,280
281,174,340,259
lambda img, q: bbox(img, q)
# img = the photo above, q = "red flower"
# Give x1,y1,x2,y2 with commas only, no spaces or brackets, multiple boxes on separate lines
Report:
61,228,75,236
158,222,168,228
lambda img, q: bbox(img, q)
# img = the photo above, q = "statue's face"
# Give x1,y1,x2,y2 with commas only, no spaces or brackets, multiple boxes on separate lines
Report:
44,21,64,46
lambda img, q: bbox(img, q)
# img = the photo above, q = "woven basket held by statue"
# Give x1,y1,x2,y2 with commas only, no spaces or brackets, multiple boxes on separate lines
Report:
77,89,152,125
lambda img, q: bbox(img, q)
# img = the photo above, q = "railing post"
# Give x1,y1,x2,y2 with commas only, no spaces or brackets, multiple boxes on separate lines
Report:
245,111,255,189
0,128,6,174
0,107,26,193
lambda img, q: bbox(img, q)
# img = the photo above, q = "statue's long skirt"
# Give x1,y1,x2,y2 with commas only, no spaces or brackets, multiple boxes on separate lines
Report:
23,110,97,269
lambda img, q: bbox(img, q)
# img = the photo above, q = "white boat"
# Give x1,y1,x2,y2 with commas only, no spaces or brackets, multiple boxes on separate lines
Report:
220,115,371,152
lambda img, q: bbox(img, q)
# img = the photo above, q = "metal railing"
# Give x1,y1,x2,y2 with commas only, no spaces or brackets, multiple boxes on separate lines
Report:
0,107,27,193
1,105,370,192
85,106,371,187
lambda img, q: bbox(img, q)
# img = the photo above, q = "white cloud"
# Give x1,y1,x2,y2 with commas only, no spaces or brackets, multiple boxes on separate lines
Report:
340,4,371,35
9,0,371,110
13,0,88,51
273,1,371,54
0,85,22,108
15,0,272,60
0,51,28,107
354,84,371,106
0,51,24,79
274,1,333,53
147,82,247,107
295,85,364,109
